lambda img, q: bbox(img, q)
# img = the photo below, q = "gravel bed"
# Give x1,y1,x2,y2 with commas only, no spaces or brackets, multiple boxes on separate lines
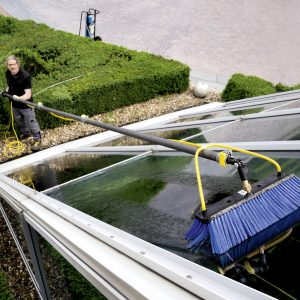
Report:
0,90,221,163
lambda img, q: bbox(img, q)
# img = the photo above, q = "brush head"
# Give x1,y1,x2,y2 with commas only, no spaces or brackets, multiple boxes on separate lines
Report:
195,173,290,221
186,174,300,267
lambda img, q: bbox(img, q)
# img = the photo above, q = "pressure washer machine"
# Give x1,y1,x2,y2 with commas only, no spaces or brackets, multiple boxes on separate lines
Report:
79,8,102,41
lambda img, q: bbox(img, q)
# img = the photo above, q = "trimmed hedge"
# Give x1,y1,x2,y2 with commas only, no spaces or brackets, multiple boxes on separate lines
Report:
222,73,300,102
0,16,189,129
222,73,276,102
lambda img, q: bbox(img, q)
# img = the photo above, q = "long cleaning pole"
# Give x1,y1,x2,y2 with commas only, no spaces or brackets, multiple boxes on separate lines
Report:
1,92,221,162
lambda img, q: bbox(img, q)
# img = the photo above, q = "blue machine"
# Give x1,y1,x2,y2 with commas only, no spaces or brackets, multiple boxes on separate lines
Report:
79,8,101,41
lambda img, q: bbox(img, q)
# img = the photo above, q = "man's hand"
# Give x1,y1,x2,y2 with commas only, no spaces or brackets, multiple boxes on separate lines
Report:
12,95,21,101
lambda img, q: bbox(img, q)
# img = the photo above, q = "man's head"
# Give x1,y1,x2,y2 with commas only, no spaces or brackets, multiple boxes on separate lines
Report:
5,55,20,75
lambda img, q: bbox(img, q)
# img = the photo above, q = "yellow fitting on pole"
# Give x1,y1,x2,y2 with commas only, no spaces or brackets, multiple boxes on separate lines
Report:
205,143,282,173
218,151,228,167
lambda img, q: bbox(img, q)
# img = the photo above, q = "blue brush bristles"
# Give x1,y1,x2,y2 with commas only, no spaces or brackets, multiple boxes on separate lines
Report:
185,175,300,267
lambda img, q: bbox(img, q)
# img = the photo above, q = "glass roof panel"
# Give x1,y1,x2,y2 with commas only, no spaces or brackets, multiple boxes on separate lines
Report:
95,124,219,146
3,92,300,299
9,153,132,191
172,99,300,124
271,99,300,111
189,116,299,143
44,152,300,270
174,106,266,124
105,115,299,146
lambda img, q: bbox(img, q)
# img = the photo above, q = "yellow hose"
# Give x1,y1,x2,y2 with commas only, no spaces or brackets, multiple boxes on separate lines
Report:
50,112,74,121
171,139,209,212
2,101,76,159
2,102,26,158
204,143,281,173
194,147,206,212
13,175,36,190
170,139,282,213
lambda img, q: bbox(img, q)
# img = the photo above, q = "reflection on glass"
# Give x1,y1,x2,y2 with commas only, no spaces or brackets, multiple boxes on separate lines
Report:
45,151,300,296
174,100,300,123
231,107,263,115
47,155,243,269
173,104,277,123
97,127,211,147
191,117,300,143
9,154,131,192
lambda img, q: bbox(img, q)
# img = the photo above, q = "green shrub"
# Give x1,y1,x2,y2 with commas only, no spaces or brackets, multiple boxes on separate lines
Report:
275,82,291,92
0,98,10,126
0,271,13,300
13,48,50,76
291,83,300,90
42,242,106,300
222,73,276,102
0,15,189,130
0,17,17,35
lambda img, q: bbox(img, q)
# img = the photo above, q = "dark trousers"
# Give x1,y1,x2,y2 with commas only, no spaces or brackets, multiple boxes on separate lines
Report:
12,107,41,140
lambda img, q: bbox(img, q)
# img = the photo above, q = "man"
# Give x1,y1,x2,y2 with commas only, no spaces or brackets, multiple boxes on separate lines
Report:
5,55,42,151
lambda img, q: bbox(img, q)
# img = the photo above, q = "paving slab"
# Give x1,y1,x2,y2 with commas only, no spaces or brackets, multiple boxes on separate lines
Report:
1,0,300,86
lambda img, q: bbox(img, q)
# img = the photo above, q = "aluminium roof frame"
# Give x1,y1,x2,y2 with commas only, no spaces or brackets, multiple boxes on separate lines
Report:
0,91,299,299
0,174,276,300
178,89,300,118
139,107,300,132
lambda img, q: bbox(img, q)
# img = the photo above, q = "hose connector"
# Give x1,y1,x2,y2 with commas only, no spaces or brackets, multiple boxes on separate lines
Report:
242,180,252,194
226,154,252,194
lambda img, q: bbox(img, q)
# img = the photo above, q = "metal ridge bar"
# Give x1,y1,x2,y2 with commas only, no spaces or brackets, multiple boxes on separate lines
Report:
67,140,300,154
179,94,300,118
143,107,300,132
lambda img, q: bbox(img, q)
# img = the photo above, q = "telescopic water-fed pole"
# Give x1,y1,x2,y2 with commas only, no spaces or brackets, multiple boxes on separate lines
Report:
1,91,251,197
1,92,219,157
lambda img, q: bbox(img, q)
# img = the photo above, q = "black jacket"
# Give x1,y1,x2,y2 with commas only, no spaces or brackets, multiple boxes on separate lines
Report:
6,68,33,109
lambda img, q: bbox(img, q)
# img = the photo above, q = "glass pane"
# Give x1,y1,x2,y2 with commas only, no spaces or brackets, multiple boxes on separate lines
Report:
174,107,265,123
98,135,151,147
99,114,299,148
190,116,300,143
174,99,300,123
9,153,132,192
97,124,218,147
271,100,300,111
45,153,300,276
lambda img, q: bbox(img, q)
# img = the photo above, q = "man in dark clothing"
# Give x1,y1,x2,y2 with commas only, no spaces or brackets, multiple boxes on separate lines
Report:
5,55,42,151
